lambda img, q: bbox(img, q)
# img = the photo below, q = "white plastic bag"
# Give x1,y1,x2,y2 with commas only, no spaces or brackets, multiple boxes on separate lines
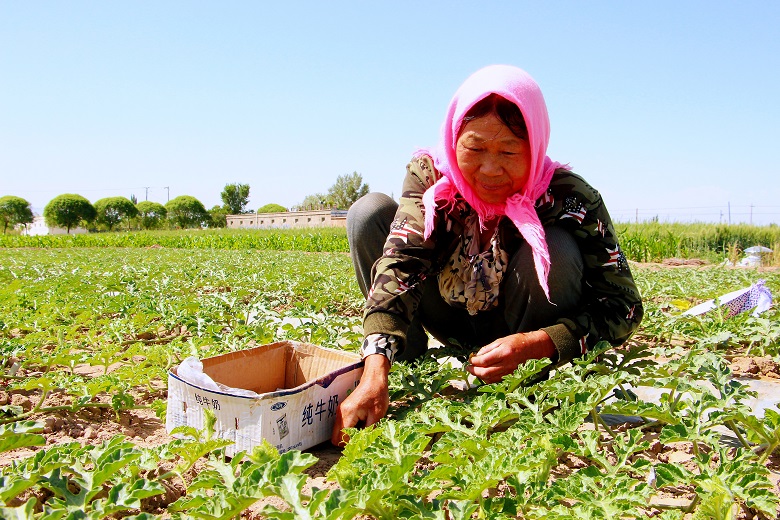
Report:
682,279,772,318
176,356,221,391
176,356,261,398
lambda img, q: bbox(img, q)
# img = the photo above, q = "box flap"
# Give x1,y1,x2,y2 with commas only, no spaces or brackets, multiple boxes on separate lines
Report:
202,341,289,394
200,341,360,394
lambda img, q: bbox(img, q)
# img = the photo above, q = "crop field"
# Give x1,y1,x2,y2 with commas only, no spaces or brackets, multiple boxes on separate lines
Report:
0,229,351,254
3,222,779,264
0,228,779,519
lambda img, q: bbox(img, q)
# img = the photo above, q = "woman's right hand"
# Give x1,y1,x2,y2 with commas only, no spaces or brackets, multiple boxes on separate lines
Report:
330,354,390,447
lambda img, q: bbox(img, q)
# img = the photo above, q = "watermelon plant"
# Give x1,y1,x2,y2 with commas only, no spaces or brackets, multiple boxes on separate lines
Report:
0,241,778,518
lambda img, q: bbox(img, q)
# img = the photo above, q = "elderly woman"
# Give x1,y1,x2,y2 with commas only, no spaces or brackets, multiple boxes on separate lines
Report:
332,65,643,444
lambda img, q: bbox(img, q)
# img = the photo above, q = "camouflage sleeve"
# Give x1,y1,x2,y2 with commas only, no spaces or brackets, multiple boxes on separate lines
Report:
539,171,644,364
361,155,441,351
360,333,400,364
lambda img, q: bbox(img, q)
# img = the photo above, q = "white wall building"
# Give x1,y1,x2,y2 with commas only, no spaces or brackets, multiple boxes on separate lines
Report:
22,216,88,236
226,209,348,230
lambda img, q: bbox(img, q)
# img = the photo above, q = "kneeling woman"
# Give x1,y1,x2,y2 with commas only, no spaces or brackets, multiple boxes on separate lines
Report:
332,64,643,444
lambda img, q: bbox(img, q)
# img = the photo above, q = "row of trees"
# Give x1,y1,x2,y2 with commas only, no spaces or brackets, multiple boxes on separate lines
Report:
1,194,227,234
1,173,371,234
43,194,215,232
0,184,255,234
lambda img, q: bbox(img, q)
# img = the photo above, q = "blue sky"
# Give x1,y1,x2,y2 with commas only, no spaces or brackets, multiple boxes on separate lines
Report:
1,1,778,225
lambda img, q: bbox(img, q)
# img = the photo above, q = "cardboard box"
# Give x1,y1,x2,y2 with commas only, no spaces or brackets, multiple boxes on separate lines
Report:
166,341,363,455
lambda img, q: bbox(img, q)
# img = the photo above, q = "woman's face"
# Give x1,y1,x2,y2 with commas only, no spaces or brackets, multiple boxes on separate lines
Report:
455,113,531,205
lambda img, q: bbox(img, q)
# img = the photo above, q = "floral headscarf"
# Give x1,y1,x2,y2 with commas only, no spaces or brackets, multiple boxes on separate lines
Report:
421,65,565,300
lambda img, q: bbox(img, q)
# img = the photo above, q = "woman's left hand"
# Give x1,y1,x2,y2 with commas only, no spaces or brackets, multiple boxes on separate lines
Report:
465,330,556,384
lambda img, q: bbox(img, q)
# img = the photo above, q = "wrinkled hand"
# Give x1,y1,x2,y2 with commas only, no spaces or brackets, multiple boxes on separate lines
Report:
465,330,556,384
331,354,390,447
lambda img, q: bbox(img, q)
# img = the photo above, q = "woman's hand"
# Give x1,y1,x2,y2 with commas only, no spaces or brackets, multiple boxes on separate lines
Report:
330,354,390,447
465,330,556,384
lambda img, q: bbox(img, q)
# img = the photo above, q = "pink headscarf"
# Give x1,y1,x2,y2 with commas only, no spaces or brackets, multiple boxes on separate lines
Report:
421,64,565,300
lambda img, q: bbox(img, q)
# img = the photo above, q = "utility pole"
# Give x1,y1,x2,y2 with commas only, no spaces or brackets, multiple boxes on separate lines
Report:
164,187,170,202
635,208,638,224
728,202,731,225
750,204,753,225
144,187,150,201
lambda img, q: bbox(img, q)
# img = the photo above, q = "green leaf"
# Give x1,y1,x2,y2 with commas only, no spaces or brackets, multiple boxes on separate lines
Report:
0,474,39,504
97,479,165,514
545,401,590,432
653,463,694,488
0,421,46,453
169,428,234,476
245,439,280,464
275,473,313,519
0,405,25,418
149,399,167,422
0,497,36,520
659,421,718,448
600,400,681,425
691,447,779,518
447,500,479,520
111,391,135,411
478,357,552,396
42,467,88,510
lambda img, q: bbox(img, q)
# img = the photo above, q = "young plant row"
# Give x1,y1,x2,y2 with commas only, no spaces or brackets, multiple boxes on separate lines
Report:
0,228,350,253
3,222,780,263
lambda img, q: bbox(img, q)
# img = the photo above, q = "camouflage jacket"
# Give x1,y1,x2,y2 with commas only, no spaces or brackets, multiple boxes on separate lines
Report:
362,155,643,364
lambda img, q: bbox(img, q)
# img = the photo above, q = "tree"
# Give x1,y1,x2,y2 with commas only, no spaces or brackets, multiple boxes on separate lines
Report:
43,194,96,233
296,193,333,211
136,201,167,230
130,194,138,205
208,205,228,228
221,183,250,214
165,196,209,229
94,196,138,231
327,172,369,210
0,195,34,234
257,203,287,213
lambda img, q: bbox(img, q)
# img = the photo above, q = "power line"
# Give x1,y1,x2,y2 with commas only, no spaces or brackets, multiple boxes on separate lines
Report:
610,202,780,225
3,186,172,194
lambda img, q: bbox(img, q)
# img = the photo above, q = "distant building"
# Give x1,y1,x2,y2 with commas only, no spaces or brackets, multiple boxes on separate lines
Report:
23,216,88,236
226,209,348,230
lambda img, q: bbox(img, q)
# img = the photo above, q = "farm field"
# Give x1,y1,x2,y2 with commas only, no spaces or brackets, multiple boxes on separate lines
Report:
2,222,779,265
1,234,779,518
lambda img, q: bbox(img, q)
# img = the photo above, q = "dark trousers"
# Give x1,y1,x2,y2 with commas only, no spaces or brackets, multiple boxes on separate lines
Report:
347,193,584,361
